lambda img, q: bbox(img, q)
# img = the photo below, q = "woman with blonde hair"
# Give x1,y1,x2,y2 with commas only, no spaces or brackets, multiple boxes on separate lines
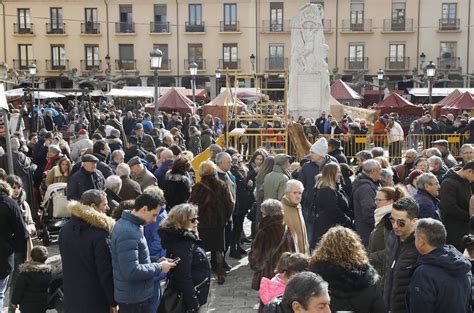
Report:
45,156,71,187
310,226,385,312
312,162,352,246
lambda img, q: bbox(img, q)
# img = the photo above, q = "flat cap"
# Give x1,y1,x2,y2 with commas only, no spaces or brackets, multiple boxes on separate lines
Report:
127,156,141,167
432,139,449,147
82,154,99,163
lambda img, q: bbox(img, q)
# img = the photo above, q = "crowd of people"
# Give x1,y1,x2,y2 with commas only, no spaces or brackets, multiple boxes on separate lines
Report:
0,98,474,313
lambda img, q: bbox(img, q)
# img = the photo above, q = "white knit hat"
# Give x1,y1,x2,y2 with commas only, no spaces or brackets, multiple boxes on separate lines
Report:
310,137,328,157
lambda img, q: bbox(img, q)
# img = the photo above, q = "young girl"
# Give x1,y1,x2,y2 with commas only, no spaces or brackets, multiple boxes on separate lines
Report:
259,252,309,306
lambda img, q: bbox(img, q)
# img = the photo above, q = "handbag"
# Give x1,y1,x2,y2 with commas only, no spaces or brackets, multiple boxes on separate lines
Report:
157,287,186,313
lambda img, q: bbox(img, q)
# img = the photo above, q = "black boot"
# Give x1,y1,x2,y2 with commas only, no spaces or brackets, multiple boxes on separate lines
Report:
237,245,247,255
229,246,242,260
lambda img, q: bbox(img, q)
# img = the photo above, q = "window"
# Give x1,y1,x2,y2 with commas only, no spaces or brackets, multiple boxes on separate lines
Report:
442,3,457,20
85,45,100,69
18,44,33,69
17,9,31,32
391,2,406,30
223,43,238,69
389,43,406,69
84,8,98,33
119,5,134,32
270,2,284,32
51,44,66,69
440,41,458,70
188,43,203,69
269,44,284,70
348,43,365,69
119,44,134,70
350,1,364,30
224,4,237,25
49,8,64,32
153,4,168,32
153,44,169,69
189,4,202,25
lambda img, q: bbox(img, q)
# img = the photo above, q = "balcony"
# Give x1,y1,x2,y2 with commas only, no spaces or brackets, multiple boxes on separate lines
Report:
12,59,37,70
383,18,414,32
385,57,410,71
149,59,171,71
184,59,206,71
45,59,69,71
438,18,460,31
115,22,135,34
437,57,462,73
323,19,332,33
150,22,170,33
185,22,205,33
81,22,100,34
341,19,373,33
80,60,102,72
344,57,369,71
115,59,137,71
220,21,240,32
261,20,291,33
219,59,241,70
46,22,66,34
13,23,34,35
265,57,288,71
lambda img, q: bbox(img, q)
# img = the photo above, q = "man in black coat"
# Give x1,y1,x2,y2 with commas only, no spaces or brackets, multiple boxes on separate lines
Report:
327,138,348,164
59,190,116,313
384,197,420,313
0,181,28,309
70,140,113,179
124,135,146,163
66,154,105,200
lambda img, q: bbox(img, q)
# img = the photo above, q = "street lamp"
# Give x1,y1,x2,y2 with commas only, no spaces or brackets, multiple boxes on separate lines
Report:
215,68,221,98
150,49,163,127
28,63,37,132
426,61,436,104
189,62,198,103
0,62,13,174
377,68,384,103
250,54,256,72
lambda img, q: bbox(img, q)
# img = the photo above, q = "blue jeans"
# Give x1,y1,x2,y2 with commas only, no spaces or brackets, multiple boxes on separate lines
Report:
0,275,9,310
149,280,162,313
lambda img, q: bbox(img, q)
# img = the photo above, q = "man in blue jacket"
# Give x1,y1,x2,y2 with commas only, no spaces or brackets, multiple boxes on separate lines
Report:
110,192,175,313
408,218,471,313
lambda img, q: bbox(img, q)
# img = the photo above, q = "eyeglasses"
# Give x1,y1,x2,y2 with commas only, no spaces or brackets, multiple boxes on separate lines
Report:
389,217,407,228
190,217,199,223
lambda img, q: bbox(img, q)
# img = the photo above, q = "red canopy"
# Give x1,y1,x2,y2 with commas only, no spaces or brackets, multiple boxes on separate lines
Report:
437,89,462,107
444,91,474,110
179,89,208,100
145,88,196,115
376,92,423,115
330,79,363,101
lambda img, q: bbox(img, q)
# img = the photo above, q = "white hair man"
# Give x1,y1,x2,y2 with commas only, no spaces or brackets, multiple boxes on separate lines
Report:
116,163,142,200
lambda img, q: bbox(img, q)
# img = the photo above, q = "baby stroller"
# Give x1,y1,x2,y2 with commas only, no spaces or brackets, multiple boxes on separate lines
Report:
39,182,70,246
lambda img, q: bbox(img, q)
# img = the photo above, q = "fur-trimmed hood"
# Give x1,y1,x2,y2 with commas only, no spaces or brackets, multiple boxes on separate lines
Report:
19,261,52,273
68,200,115,233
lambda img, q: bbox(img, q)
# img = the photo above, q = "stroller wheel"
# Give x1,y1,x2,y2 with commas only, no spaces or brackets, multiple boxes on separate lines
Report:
42,229,51,246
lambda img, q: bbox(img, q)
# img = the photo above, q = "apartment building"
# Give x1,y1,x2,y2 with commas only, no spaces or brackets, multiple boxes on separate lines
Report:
0,0,473,96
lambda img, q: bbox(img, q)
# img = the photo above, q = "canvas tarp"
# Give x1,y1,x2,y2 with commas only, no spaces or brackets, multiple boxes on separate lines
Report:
144,87,196,115
203,91,246,122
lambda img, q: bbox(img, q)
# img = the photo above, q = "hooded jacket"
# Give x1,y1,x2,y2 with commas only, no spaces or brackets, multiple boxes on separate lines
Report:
310,261,386,312
59,201,116,313
263,165,291,201
408,245,471,313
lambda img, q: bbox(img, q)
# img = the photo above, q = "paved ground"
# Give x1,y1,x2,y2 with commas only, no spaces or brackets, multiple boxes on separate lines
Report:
3,221,258,313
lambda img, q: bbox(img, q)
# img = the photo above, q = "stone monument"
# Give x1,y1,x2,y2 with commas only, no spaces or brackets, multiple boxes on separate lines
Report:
289,3,330,119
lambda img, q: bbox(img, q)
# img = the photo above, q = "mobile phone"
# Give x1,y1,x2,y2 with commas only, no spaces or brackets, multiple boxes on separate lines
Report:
171,257,181,264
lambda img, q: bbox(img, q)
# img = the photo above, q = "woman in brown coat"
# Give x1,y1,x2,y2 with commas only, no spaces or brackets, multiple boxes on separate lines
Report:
45,157,71,187
189,161,234,285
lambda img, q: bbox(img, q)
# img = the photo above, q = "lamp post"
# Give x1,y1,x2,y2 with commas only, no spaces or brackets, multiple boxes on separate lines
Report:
0,62,13,174
28,63,37,132
426,61,436,104
150,49,163,127
215,67,221,97
377,68,384,103
189,62,198,103
250,54,256,72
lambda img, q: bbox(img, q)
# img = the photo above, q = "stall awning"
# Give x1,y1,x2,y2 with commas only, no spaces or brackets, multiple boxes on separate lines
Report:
409,88,474,97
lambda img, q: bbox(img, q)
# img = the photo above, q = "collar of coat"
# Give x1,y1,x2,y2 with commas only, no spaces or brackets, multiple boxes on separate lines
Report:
281,195,300,209
68,200,115,233
19,261,52,273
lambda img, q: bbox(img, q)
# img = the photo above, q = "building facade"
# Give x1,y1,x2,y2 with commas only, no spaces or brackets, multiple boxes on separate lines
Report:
0,0,473,96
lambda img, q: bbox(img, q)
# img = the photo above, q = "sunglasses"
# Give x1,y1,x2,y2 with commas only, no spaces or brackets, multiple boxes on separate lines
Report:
389,217,406,228
190,217,199,223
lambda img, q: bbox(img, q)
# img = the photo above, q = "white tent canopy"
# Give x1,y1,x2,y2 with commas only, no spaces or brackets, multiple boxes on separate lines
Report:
5,88,65,99
409,88,474,97
106,87,186,98
61,90,104,97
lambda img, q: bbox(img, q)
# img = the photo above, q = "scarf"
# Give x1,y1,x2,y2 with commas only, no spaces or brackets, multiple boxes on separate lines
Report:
374,204,392,226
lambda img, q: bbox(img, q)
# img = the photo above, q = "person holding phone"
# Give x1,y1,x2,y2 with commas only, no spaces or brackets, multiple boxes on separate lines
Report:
158,203,211,313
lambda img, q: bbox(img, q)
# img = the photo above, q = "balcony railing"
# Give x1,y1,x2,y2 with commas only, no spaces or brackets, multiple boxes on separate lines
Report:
80,60,102,71
261,20,291,33
12,59,37,70
149,59,171,71
81,22,100,34
185,22,205,32
115,22,135,33
437,57,462,72
219,59,241,70
45,59,69,71
439,18,460,31
323,19,332,33
341,19,372,32
46,22,66,34
344,57,369,71
385,57,410,70
220,21,240,32
265,57,289,71
184,59,206,71
13,23,34,34
383,18,414,32
115,59,137,70
150,22,170,33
